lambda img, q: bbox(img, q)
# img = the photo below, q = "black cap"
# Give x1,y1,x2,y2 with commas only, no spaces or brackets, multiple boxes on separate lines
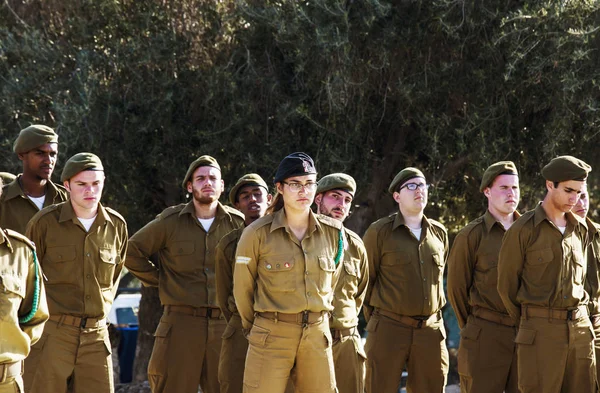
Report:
273,152,317,184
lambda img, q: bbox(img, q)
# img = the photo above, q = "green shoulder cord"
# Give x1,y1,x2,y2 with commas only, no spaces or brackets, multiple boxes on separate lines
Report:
334,229,344,266
19,250,40,324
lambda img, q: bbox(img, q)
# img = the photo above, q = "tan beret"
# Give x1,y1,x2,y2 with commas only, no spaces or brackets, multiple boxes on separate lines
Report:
13,125,58,154
541,155,591,182
229,173,269,205
389,167,425,193
316,173,356,197
182,155,221,189
0,172,16,185
61,153,104,182
480,161,518,192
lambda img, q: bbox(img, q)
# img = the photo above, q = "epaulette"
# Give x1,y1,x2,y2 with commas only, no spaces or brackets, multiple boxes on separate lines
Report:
30,203,61,222
157,204,186,220
218,227,245,248
222,205,245,221
248,214,274,230
459,216,485,237
3,228,36,251
428,218,447,232
316,214,342,230
105,206,127,225
344,227,363,243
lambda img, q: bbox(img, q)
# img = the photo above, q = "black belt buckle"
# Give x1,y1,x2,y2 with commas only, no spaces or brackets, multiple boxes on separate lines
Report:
302,311,309,326
206,308,213,318
566,309,574,320
80,317,88,328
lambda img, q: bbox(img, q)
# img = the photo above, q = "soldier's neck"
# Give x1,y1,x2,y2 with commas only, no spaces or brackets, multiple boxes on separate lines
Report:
541,198,568,227
488,208,515,230
19,173,48,197
284,207,310,242
400,210,423,230
71,201,99,219
193,200,218,219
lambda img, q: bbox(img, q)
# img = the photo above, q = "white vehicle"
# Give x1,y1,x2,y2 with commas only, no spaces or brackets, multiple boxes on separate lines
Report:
108,293,141,327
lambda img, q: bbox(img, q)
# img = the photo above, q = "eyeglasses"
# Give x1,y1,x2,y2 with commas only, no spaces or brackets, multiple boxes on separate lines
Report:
282,181,318,192
399,182,430,191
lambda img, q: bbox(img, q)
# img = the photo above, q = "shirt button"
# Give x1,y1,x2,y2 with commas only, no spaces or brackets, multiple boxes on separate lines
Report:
564,296,568,299
538,257,543,262
86,253,91,257
305,271,309,275
420,260,424,264
307,292,311,297
86,295,91,300
424,296,428,300
86,274,91,279
205,268,209,272
423,278,426,281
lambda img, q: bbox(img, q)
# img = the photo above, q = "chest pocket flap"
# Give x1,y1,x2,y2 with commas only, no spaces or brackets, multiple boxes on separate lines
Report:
46,245,76,263
0,273,25,298
343,258,359,277
526,248,554,265
432,251,445,266
171,241,195,256
100,248,118,265
319,256,336,272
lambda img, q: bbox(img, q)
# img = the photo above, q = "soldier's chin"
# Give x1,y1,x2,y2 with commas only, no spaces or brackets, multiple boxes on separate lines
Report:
195,195,218,204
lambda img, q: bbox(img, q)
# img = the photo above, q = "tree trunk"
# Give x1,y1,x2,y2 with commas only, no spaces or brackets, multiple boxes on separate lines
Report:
132,285,162,382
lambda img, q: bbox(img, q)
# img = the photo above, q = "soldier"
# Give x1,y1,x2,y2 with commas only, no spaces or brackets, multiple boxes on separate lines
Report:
234,152,342,393
24,153,128,393
362,167,449,393
215,173,272,393
0,125,68,234
0,177,49,393
314,173,369,393
570,184,600,388
498,155,594,393
126,155,244,393
447,161,520,393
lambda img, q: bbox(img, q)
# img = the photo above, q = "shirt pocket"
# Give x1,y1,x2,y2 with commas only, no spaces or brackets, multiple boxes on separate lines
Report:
97,247,118,288
168,241,196,272
524,247,554,286
318,256,336,294
572,250,585,285
0,273,25,323
381,251,411,266
43,245,77,285
259,258,296,293
475,253,498,288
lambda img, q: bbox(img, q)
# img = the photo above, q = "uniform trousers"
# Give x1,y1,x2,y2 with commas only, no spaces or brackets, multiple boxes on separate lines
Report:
24,319,113,393
148,308,226,393
364,312,448,393
515,315,595,393
331,328,366,393
243,315,336,393
457,314,518,393
592,317,600,390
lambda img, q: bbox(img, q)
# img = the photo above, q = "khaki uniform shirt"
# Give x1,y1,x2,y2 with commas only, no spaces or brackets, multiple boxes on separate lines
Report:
215,226,244,322
362,213,448,320
0,228,49,363
330,228,369,330
0,175,68,235
234,209,343,329
26,201,128,319
498,204,588,324
126,201,244,307
447,210,520,328
585,218,600,316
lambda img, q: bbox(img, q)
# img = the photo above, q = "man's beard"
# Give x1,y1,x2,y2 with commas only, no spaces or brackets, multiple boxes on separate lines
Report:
192,187,219,205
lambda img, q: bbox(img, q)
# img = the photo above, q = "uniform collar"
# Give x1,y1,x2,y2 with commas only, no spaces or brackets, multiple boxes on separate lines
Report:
392,212,429,232
2,174,62,202
586,217,599,238
533,202,584,229
58,200,112,226
179,200,229,221
483,209,521,234
270,208,320,235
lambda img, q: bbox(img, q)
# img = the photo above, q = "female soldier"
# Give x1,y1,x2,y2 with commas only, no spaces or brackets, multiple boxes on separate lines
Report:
233,152,344,393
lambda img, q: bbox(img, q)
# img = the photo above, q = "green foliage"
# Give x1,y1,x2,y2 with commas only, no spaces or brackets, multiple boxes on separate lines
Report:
1,0,600,235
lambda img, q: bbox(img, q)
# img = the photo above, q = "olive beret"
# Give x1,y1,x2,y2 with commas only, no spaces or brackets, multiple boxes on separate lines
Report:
541,155,591,182
182,155,221,189
13,125,58,154
273,152,317,184
389,167,425,193
61,153,104,182
0,172,16,185
229,173,269,205
480,161,518,192
316,173,356,197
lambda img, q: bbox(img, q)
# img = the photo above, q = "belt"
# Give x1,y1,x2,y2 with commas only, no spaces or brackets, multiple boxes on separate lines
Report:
471,306,515,327
521,305,588,321
331,326,357,340
164,305,222,318
257,311,326,325
0,361,22,383
49,314,107,329
376,309,441,328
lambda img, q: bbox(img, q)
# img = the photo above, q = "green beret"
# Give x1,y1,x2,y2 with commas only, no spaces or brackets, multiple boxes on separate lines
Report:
61,153,104,182
0,172,16,185
479,161,518,192
229,173,269,205
182,155,221,189
316,173,356,197
13,125,58,154
541,155,591,182
389,167,425,193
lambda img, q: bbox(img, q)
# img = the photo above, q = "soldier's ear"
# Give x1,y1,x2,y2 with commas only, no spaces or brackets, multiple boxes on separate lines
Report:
314,194,323,206
483,188,491,198
267,193,273,203
186,181,193,194
220,179,225,193
63,180,71,192
392,192,402,204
